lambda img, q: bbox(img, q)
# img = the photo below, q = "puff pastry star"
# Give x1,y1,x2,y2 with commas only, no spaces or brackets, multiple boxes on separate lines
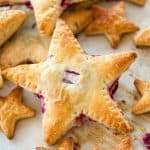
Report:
0,10,26,47
36,137,75,150
132,79,150,115
0,87,35,139
2,19,137,144
128,0,146,6
31,0,88,35
85,2,139,48
134,27,150,47
93,137,132,150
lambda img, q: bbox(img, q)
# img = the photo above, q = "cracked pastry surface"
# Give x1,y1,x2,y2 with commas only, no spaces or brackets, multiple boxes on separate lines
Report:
0,10,26,47
85,2,139,48
132,79,150,115
0,87,35,139
2,19,137,144
134,27,150,47
31,0,88,35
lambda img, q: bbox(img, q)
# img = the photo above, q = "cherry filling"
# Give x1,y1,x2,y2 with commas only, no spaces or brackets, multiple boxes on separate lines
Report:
34,92,45,113
143,133,150,149
34,92,44,100
61,0,73,11
24,1,33,10
65,70,80,75
74,113,94,127
62,70,80,84
108,79,119,99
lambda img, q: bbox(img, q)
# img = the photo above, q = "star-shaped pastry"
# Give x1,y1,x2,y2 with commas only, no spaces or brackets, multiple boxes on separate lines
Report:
128,0,146,6
93,137,132,150
85,2,139,48
134,27,150,47
0,0,26,6
31,0,88,35
0,87,35,139
36,137,75,150
132,79,150,115
2,19,136,144
0,10,26,47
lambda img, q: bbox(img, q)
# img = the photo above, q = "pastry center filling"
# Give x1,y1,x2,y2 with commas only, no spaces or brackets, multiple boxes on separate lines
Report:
143,133,150,149
73,79,119,125
74,113,94,126
108,79,119,99
35,78,119,113
62,70,80,84
34,92,45,113
24,1,33,10
61,0,73,10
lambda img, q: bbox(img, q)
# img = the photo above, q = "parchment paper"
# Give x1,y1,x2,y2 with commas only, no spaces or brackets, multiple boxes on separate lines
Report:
1,1,150,149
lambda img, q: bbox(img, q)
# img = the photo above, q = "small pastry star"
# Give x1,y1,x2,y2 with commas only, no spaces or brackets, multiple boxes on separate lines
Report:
132,79,150,115
85,1,139,48
0,87,35,139
93,137,132,150
2,19,137,144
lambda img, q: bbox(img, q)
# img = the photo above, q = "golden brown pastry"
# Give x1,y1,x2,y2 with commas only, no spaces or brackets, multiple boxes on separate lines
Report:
31,0,87,35
132,79,150,115
0,28,50,69
73,0,98,9
0,10,26,47
62,9,92,35
0,87,35,139
134,27,150,47
93,137,132,150
36,137,75,150
128,0,146,6
2,19,137,144
0,69,3,88
85,2,139,48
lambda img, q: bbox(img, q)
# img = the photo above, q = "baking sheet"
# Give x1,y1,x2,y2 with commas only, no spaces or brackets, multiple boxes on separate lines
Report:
1,1,150,149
